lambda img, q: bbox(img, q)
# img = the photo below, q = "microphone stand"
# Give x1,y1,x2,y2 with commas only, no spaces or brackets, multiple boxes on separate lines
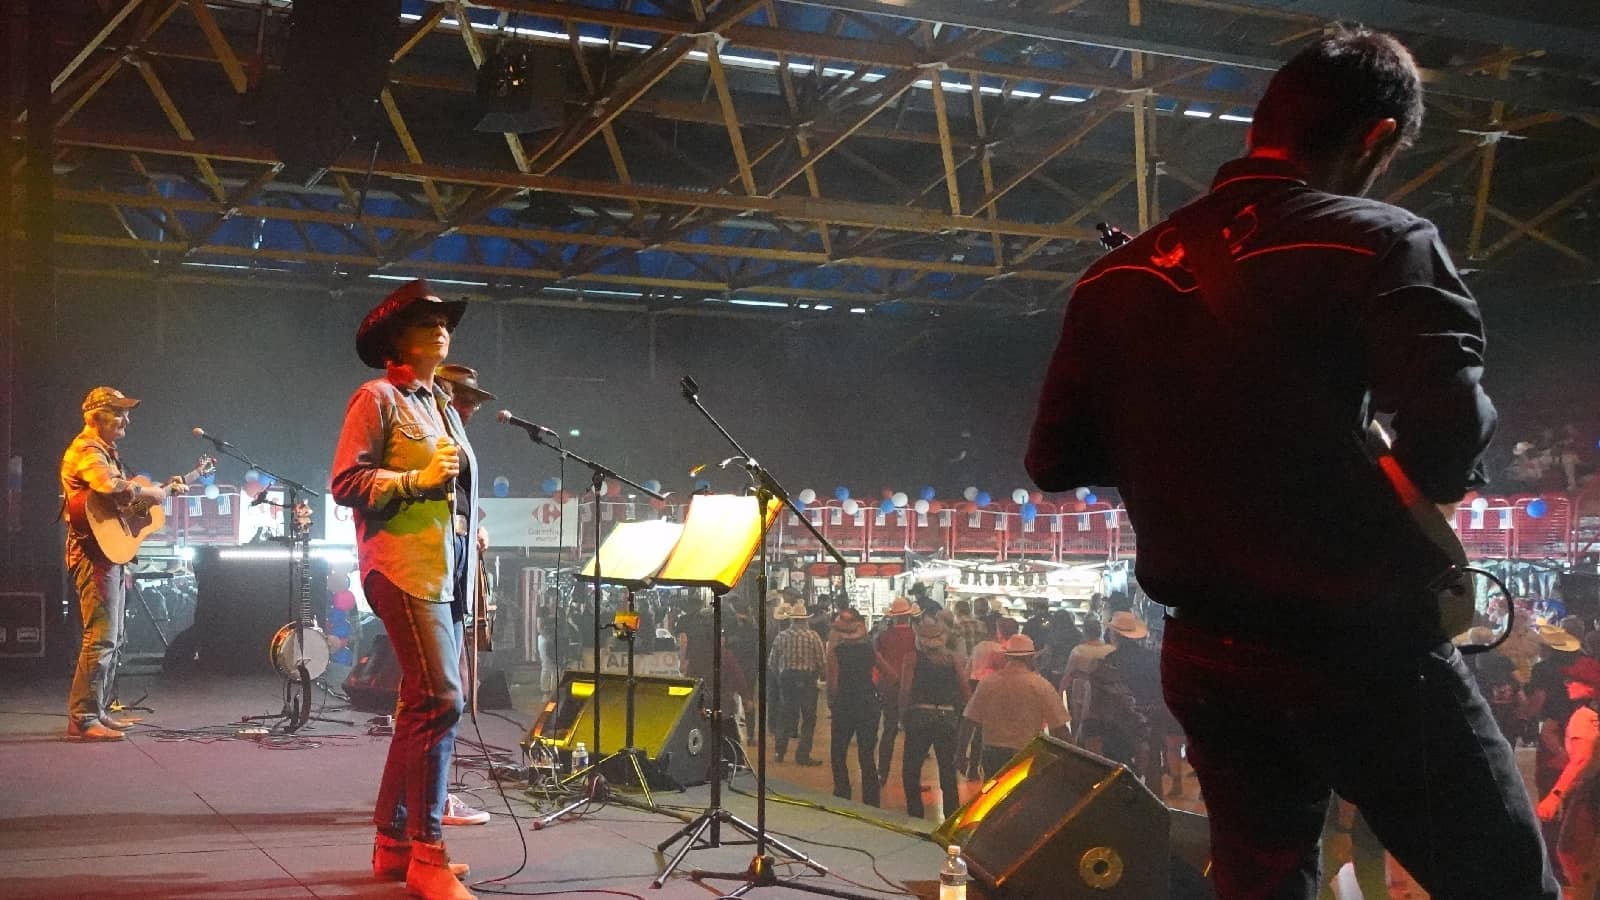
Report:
671,377,874,900
196,433,340,732
505,430,682,827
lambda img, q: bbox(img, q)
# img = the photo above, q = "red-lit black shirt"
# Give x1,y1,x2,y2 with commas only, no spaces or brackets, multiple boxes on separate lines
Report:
1026,156,1496,611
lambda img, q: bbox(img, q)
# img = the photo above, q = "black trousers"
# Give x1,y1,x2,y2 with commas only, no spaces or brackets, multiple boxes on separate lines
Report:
773,669,819,761
1162,614,1558,900
830,701,880,806
876,701,902,781
901,707,959,820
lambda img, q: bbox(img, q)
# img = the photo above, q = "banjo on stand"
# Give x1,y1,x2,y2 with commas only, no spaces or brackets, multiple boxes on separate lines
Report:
269,501,330,728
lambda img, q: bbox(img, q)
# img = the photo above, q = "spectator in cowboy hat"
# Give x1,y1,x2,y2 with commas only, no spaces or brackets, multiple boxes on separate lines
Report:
897,619,970,819
434,364,496,426
874,596,921,784
1538,655,1600,895
768,600,825,766
958,634,1070,780
1528,622,1585,873
825,608,883,806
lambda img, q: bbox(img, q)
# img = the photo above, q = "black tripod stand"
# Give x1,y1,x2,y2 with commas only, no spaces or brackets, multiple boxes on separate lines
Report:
667,376,876,900
498,423,678,827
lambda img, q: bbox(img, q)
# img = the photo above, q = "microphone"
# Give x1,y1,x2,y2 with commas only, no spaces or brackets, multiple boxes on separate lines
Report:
192,427,237,449
679,375,698,401
496,410,557,440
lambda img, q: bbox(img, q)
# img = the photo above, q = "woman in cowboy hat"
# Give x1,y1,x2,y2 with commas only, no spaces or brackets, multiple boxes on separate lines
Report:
331,279,479,899
1539,655,1600,898
825,608,883,806
896,619,970,819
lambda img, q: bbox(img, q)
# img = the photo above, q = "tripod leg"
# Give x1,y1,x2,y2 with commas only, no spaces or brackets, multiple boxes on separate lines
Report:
653,813,715,888
629,751,655,810
713,814,828,874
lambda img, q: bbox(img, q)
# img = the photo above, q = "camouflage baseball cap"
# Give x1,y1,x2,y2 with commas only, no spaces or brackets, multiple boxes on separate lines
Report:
82,386,140,412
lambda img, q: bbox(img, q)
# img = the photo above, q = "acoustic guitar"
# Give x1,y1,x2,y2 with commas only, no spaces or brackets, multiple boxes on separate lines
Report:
68,456,216,564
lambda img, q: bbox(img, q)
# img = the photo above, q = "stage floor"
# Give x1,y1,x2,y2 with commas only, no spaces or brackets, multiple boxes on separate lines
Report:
0,668,945,899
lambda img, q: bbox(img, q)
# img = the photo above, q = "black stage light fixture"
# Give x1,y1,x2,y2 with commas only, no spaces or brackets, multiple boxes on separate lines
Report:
475,45,566,134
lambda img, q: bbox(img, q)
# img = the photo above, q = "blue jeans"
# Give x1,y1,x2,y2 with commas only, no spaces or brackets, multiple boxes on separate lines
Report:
67,556,125,726
1162,612,1558,900
367,570,464,843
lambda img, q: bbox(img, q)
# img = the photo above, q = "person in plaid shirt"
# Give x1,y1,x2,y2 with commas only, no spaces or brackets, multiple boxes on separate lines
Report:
60,386,187,742
769,600,826,765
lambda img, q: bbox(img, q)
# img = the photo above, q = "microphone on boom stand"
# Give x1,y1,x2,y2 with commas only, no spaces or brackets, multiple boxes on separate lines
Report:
496,410,560,441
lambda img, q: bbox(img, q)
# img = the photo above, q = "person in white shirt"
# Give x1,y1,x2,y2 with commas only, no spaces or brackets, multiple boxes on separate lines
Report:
958,634,1071,778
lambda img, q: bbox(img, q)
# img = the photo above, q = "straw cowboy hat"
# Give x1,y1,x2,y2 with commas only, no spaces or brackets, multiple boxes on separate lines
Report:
1536,624,1581,653
915,619,949,649
1107,611,1149,640
1002,634,1039,656
355,279,467,369
776,601,811,620
435,364,496,403
884,596,917,618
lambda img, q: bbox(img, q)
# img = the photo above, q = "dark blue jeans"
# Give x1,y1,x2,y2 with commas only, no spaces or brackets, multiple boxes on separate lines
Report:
1162,613,1558,900
367,570,464,843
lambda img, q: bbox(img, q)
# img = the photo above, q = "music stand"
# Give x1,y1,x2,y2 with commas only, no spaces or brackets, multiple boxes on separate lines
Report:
671,377,874,900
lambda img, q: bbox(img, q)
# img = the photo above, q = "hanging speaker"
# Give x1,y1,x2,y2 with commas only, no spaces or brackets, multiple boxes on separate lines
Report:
257,0,402,179
933,735,1213,899
527,671,710,789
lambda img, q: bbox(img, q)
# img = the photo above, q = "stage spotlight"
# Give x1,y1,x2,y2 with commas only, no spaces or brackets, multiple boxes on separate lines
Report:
475,45,566,134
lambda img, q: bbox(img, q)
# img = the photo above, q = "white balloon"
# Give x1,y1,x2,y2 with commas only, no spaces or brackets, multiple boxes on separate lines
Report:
1074,487,1090,500
203,484,220,500
913,499,930,514
798,488,817,504
963,486,979,501
842,499,861,516
892,491,909,508
1470,497,1489,513
1012,488,1030,504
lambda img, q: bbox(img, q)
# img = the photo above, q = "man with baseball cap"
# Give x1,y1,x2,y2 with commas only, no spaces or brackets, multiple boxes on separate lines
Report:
60,387,187,741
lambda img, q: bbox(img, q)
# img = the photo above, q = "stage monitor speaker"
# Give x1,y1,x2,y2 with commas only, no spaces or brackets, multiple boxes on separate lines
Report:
345,633,401,712
192,547,329,675
528,671,710,789
933,735,1213,899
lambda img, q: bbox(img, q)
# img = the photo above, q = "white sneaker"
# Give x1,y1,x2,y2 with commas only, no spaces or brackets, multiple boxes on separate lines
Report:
442,793,490,826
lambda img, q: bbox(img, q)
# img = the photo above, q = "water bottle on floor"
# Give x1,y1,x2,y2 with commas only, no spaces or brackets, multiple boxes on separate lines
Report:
572,742,589,773
939,844,968,900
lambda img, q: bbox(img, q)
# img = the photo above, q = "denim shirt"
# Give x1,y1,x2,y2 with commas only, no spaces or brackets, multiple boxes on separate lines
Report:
331,376,478,603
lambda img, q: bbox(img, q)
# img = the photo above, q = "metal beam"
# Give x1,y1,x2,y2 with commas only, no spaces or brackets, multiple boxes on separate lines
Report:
1481,167,1600,261
51,0,146,92
184,0,247,93
967,91,1126,217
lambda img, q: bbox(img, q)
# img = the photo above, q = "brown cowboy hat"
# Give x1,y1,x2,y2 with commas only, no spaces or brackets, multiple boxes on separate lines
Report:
435,364,496,403
355,279,467,369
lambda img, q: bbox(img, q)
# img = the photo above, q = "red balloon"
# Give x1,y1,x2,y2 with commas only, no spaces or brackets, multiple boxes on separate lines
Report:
927,500,944,513
1030,491,1044,504
606,481,624,497
332,590,357,612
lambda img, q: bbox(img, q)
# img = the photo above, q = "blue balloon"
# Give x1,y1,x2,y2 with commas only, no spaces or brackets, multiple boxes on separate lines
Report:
695,479,712,492
794,496,808,510
1084,492,1098,505
834,486,851,501
920,485,937,501
541,476,561,494
492,475,511,498
643,479,662,494
879,498,896,514
1021,502,1038,522
975,491,992,508
1528,498,1548,519
260,474,276,488
200,472,216,486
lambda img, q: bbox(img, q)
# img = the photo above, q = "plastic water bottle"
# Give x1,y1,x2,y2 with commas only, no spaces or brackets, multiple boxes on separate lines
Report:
939,844,968,900
571,742,589,773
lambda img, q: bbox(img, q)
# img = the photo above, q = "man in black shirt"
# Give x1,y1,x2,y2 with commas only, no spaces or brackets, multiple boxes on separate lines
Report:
1026,27,1555,900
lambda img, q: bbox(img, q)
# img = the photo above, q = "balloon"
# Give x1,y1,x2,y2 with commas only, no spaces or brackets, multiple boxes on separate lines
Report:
1074,487,1089,500
200,472,216,486
1011,488,1030,504
882,488,895,500
203,484,220,500
920,486,937,501
245,469,261,483
1084,492,1098,505
332,590,357,612
1470,497,1489,513
963,486,979,501
542,476,561,494
913,499,930,514
605,481,623,497
879,498,896,514
975,491,992,507
1528,498,1548,519
798,488,817,504
1021,502,1038,522
892,491,909,508
694,479,712,492
492,475,511,498
927,500,944,513
644,479,662,494
842,499,861,516
835,486,851,501
1030,491,1044,504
